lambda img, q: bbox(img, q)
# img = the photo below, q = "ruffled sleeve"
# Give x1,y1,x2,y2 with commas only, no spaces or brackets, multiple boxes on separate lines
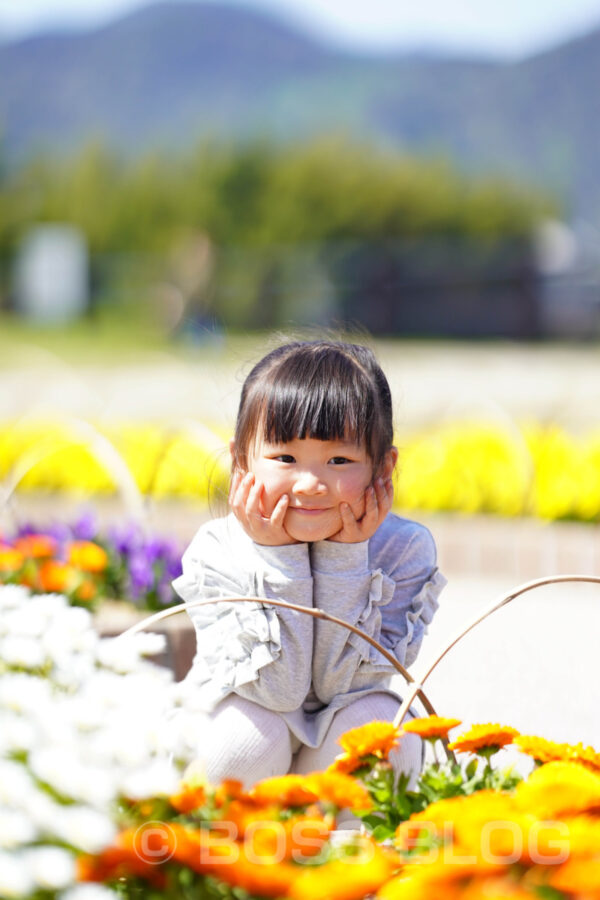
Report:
173,516,314,712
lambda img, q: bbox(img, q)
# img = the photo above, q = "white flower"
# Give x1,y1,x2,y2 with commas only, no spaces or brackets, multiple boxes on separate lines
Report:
0,851,34,898
0,710,38,753
61,885,121,900
0,585,30,612
119,758,180,799
0,809,38,848
28,746,117,807
0,760,38,806
0,635,48,668
96,633,166,673
0,672,52,713
53,806,117,854
24,846,76,890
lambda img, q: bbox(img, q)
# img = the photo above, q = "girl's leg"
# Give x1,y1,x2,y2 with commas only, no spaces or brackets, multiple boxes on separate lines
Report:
201,694,293,788
291,693,422,825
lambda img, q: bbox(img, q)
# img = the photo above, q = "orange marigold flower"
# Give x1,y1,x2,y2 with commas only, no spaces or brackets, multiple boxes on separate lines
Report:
291,839,399,900
14,534,57,559
338,721,400,760
74,577,97,602
514,733,600,771
0,546,25,573
67,540,108,573
547,857,600,892
328,754,362,775
303,771,372,812
515,760,600,818
402,716,462,740
448,724,519,755
169,782,206,814
77,825,173,887
38,560,76,594
213,779,245,807
250,774,318,807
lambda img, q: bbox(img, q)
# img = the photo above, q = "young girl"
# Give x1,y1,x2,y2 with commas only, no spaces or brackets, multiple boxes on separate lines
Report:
173,340,446,789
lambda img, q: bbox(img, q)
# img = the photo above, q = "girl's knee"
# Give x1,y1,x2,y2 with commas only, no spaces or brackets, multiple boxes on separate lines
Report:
203,694,293,787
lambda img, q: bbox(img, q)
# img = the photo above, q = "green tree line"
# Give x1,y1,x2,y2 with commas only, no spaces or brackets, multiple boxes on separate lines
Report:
0,138,555,330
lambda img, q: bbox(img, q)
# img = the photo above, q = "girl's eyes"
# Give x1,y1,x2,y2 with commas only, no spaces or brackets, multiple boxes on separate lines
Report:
270,455,353,464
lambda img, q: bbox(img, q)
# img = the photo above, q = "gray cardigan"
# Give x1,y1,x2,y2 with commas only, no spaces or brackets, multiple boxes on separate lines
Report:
173,512,446,747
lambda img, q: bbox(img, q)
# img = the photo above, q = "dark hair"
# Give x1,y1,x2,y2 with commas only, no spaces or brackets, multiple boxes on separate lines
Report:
232,341,394,474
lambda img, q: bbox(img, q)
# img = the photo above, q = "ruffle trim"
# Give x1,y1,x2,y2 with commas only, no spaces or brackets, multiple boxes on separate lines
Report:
347,567,396,663
394,567,447,667
347,567,447,667
173,572,282,710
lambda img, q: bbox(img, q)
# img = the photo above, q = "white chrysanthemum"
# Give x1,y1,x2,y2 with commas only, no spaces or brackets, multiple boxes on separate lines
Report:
96,633,166,673
24,846,76,890
52,805,117,854
0,584,30,612
119,758,180,799
61,884,121,900
0,672,53,713
0,635,48,668
0,809,38,848
0,605,48,637
0,851,34,898
0,760,38,805
29,746,117,807
0,710,38,753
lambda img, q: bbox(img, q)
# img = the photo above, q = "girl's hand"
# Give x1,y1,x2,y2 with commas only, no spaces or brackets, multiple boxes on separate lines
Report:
328,477,394,543
229,470,299,546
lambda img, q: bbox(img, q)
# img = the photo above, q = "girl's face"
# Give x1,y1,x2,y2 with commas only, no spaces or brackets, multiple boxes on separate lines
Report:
240,435,389,543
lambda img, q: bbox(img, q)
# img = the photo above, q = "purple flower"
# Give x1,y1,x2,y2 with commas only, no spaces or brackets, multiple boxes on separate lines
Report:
72,509,98,541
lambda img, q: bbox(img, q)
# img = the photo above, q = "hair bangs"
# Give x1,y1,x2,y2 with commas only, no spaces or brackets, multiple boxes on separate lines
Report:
261,353,375,450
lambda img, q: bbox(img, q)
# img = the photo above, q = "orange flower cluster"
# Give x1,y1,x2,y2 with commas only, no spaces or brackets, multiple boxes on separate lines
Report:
330,721,401,774
381,759,600,899
402,715,462,741
80,770,388,900
448,723,520,755
0,532,108,605
516,734,600,773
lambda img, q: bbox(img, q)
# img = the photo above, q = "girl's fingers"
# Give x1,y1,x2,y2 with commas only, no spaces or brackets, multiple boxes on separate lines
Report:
270,493,289,527
245,476,263,518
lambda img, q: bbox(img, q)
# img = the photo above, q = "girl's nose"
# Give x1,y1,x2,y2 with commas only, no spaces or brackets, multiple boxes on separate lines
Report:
292,470,326,494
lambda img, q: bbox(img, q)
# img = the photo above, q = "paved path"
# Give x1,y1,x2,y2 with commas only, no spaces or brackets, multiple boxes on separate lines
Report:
396,573,600,769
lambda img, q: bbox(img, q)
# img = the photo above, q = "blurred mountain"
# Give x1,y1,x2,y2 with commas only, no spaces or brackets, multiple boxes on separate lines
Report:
1,0,600,219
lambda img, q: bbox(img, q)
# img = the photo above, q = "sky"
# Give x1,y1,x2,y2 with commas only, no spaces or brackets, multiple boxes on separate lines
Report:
1,0,600,57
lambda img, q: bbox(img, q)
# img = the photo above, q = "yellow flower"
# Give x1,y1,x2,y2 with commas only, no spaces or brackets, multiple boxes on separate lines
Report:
515,760,600,818
402,716,462,740
449,724,519,755
291,839,399,900
67,540,108,573
547,857,600,893
515,734,600,772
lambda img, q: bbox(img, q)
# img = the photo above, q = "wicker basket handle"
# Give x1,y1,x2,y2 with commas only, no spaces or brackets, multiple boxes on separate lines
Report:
117,595,441,720
393,574,600,728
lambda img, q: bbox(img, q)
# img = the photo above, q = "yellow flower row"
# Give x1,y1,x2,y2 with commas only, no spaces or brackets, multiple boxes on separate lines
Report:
2,420,600,521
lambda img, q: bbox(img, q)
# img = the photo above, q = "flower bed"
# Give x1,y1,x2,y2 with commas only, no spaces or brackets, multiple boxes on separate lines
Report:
3,586,600,899
3,419,600,522
0,513,183,611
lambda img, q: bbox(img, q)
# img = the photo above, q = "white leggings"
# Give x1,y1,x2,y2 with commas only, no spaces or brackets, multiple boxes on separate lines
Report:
199,693,423,793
